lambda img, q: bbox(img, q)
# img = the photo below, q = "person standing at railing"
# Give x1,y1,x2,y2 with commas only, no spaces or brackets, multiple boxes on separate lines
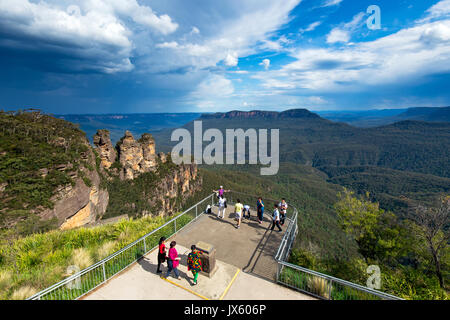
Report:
163,241,181,280
279,198,288,226
257,197,264,224
156,237,167,274
271,203,282,232
187,245,203,286
213,186,230,199
234,199,243,229
218,195,226,219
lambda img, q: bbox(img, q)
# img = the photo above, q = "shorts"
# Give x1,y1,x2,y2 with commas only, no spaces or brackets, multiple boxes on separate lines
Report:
235,212,242,220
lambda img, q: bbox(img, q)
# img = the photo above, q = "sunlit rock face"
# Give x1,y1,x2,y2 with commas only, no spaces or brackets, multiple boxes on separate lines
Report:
116,131,158,180
93,129,117,170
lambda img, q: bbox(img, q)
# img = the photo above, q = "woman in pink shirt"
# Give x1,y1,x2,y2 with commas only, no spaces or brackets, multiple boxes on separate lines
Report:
163,241,181,280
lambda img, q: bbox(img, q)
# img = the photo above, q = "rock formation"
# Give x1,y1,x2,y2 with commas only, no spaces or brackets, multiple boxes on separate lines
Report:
147,164,201,217
38,140,109,230
116,131,158,180
93,130,117,169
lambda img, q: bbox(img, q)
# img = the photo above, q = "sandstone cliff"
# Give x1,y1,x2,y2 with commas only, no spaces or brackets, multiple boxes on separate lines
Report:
93,129,116,169
93,129,201,220
116,131,158,180
38,139,109,230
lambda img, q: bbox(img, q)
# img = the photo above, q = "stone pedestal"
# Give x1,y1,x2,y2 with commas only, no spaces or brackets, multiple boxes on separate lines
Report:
196,241,218,278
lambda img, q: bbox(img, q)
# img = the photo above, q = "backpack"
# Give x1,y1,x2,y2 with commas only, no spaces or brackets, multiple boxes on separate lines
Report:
224,200,227,208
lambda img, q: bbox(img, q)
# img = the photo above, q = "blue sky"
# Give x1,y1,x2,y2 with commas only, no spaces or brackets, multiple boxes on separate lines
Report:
0,0,450,114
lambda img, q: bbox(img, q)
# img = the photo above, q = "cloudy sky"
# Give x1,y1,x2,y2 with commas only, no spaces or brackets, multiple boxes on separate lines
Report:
1,0,450,114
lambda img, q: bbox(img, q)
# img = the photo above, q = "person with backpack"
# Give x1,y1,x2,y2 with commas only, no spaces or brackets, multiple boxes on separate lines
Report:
257,197,264,224
156,236,167,274
279,198,288,226
187,245,203,286
218,195,226,219
163,241,181,280
234,199,243,229
271,203,282,232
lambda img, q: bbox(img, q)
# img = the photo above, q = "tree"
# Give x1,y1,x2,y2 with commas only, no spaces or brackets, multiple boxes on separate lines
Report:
334,188,409,264
410,197,449,288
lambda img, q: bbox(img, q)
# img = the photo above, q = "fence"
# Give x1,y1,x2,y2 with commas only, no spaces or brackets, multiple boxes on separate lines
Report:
28,189,402,300
27,193,216,300
225,190,402,300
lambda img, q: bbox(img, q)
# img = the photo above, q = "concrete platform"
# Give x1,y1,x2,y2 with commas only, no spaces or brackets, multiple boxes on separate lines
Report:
83,205,314,300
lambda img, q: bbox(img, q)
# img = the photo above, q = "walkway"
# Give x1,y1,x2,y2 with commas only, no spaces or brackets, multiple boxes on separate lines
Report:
83,205,314,300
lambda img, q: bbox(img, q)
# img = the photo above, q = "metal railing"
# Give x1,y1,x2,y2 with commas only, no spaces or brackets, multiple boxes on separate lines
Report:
28,189,402,300
225,190,402,300
27,193,216,300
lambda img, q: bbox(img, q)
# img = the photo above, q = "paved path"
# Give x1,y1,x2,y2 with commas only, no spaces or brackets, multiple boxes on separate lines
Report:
83,205,314,300
175,205,285,281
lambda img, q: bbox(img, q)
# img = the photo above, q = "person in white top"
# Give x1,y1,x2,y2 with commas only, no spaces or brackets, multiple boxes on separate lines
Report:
218,195,226,219
243,204,251,219
271,203,282,232
279,198,288,226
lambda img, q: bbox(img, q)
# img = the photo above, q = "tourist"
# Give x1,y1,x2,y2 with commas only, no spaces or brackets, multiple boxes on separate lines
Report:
279,198,288,226
257,197,264,224
235,199,243,229
187,245,203,286
156,236,167,274
163,241,181,280
213,186,230,199
271,203,282,232
218,195,226,219
243,204,251,219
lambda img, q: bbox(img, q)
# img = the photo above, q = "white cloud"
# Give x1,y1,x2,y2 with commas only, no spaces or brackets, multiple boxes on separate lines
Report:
424,0,450,21
321,0,343,8
0,0,178,73
326,29,350,43
156,41,179,49
260,35,291,51
224,52,239,66
255,17,450,93
260,59,271,70
191,74,234,99
191,26,200,35
326,12,365,44
300,21,322,33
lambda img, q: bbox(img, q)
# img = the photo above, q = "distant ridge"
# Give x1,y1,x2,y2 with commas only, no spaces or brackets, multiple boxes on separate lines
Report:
395,106,450,122
200,108,322,120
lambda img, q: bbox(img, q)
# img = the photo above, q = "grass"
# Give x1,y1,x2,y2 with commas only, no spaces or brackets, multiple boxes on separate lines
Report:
0,211,195,300
278,266,382,300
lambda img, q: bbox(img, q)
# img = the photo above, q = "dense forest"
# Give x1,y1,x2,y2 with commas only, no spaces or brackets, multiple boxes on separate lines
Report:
152,109,449,299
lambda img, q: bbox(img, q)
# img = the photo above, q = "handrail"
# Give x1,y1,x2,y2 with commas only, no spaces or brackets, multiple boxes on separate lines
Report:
225,190,402,300
28,189,403,300
27,193,215,300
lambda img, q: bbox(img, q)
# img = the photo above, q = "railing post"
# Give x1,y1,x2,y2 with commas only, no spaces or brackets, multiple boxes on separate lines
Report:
328,279,333,300
102,262,106,283
174,219,177,233
143,238,147,253
196,204,198,218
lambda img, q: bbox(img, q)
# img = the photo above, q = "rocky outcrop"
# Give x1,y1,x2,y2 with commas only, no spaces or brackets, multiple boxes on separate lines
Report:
38,140,109,230
117,131,157,180
147,164,201,217
93,130,117,169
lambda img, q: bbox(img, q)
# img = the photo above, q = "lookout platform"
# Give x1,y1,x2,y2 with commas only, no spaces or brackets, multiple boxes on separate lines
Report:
83,205,314,300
